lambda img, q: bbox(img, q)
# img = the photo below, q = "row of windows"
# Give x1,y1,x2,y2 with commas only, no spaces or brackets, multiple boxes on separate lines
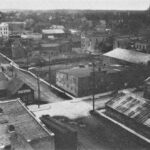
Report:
0,28,8,31
0,32,8,35
135,44,147,50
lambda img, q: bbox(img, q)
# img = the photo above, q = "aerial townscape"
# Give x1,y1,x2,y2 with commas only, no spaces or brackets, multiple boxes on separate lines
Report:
1,0,150,150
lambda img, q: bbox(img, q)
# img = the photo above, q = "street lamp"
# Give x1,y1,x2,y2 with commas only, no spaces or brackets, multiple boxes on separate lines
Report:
28,67,40,108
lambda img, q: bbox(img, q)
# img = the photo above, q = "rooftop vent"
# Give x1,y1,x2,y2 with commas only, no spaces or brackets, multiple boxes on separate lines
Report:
8,125,15,133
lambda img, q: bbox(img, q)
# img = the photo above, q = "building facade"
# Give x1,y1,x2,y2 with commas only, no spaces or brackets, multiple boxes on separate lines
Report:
135,41,150,53
113,36,130,49
0,23,9,38
56,66,123,97
81,32,109,54
7,21,26,35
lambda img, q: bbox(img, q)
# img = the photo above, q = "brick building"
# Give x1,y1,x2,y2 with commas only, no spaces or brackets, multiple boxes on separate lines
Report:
56,66,123,97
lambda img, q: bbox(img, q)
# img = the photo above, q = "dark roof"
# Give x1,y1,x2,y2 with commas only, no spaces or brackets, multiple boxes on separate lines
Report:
104,48,150,64
59,67,93,78
0,99,54,150
106,91,150,128
7,77,25,95
58,66,121,78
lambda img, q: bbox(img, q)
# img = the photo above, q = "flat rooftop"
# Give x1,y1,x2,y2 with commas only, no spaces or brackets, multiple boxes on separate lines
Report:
58,66,121,78
104,48,150,64
0,99,54,150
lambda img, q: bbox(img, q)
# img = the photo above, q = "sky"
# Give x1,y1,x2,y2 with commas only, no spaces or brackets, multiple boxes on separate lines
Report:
0,0,149,10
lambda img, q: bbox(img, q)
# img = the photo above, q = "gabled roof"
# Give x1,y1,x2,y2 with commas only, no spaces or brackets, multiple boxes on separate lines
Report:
106,91,150,128
104,48,150,64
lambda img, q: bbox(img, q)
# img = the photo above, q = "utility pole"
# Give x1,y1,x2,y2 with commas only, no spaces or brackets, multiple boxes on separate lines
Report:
92,58,96,112
48,53,51,87
26,51,29,70
37,72,40,108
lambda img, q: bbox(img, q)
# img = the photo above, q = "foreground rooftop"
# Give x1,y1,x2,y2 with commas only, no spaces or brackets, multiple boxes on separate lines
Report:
0,99,54,150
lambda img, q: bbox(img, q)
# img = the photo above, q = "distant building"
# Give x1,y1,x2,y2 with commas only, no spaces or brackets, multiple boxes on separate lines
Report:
113,36,130,49
0,23,9,38
95,20,106,32
103,48,150,66
6,21,26,35
21,32,42,40
0,99,54,150
42,25,68,39
51,25,65,29
7,77,34,105
81,32,110,54
56,66,123,97
40,41,71,57
135,41,150,53
11,39,25,59
69,29,81,49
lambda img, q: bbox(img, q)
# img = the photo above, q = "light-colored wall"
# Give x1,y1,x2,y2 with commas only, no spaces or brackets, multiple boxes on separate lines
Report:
56,72,78,96
0,23,9,37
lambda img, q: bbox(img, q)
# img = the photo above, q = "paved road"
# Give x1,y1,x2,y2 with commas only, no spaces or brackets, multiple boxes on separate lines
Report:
15,68,66,103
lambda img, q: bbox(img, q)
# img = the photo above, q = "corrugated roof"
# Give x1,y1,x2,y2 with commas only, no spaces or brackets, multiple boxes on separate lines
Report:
0,100,54,149
104,48,150,64
106,91,150,128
